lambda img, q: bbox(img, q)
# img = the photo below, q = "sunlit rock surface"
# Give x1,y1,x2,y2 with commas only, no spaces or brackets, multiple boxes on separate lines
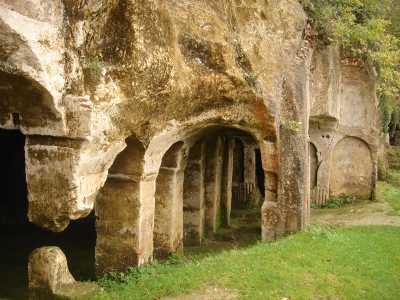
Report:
0,0,378,276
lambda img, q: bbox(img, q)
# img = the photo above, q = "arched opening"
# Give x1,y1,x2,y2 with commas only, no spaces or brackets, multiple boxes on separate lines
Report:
153,126,265,258
330,137,373,199
0,72,61,129
228,136,263,248
0,129,96,300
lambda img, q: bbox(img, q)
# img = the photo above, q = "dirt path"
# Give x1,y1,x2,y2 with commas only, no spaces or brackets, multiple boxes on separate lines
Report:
311,200,400,226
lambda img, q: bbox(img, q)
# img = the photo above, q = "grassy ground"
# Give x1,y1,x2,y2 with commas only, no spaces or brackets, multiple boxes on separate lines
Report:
377,169,400,215
377,181,400,215
386,146,400,171
86,179,400,300
88,225,400,300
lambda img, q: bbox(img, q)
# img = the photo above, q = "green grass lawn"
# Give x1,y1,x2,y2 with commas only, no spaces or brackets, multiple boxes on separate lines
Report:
377,170,400,215
89,226,400,300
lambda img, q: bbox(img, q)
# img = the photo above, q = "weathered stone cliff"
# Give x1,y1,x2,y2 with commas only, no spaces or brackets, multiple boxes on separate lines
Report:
0,0,378,278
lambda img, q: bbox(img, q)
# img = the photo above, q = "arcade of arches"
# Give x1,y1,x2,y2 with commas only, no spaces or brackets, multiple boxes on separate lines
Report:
95,127,266,274
0,1,382,298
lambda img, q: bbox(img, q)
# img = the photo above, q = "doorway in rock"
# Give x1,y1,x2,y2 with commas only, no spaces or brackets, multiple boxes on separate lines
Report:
225,137,263,251
189,130,262,254
0,129,96,300
154,127,265,259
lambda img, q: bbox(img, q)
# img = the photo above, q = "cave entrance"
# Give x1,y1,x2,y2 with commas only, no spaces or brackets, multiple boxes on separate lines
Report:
0,129,96,300
0,129,27,226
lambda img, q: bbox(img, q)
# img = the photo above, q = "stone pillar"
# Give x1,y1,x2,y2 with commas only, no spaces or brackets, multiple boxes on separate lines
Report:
96,176,141,275
314,160,331,206
221,138,235,227
154,142,185,258
137,174,157,265
260,140,283,241
183,141,206,245
204,137,224,234
309,130,333,208
95,136,154,276
243,141,257,206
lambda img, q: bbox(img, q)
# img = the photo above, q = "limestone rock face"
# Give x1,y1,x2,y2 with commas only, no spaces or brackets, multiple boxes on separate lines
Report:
0,0,65,134
0,0,379,276
0,0,310,235
309,46,379,207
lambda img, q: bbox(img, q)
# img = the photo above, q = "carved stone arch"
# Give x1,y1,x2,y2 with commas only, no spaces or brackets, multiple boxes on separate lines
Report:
94,118,276,272
330,136,373,199
0,71,64,133
0,3,67,134
149,121,270,255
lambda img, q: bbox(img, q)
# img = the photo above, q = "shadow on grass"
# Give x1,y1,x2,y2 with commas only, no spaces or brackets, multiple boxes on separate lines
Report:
183,208,261,259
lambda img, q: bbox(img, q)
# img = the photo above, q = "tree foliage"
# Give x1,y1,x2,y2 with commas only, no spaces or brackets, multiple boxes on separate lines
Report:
300,0,400,133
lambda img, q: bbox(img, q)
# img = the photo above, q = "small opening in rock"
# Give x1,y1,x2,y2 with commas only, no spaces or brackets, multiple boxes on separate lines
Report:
12,113,21,127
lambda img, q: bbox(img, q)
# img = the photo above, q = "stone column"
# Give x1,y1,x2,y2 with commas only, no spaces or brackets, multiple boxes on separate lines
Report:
243,141,257,206
309,131,333,208
183,141,206,246
137,174,157,265
96,175,143,275
95,136,154,276
154,143,185,258
204,137,224,234
260,140,283,241
221,138,235,227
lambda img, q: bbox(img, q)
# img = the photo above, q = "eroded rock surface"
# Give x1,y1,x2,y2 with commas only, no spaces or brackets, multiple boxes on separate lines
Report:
29,247,75,299
0,0,379,276
28,246,100,300
309,46,379,207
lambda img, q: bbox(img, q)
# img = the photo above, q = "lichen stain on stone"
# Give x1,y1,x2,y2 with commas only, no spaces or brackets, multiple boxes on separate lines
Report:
179,33,226,73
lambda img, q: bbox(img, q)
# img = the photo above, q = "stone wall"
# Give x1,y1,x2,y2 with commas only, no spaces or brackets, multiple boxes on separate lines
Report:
309,46,379,206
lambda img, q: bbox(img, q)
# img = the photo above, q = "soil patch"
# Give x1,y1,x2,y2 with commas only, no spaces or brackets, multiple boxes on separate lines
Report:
311,200,400,226
161,285,238,300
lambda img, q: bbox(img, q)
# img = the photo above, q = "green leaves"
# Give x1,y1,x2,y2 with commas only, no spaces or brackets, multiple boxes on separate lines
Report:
301,0,400,132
